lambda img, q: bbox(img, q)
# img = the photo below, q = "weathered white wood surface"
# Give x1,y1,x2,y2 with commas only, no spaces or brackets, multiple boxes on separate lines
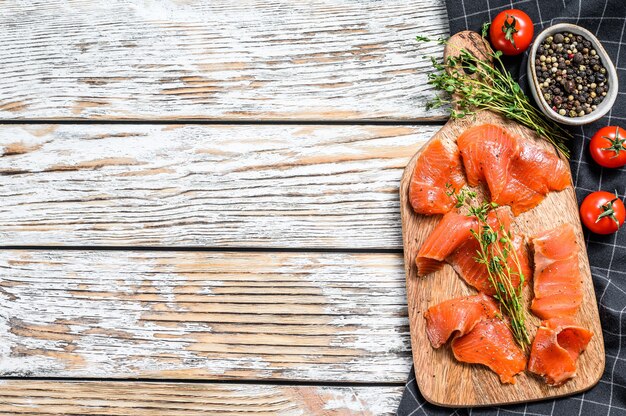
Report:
0,3,454,413
0,249,410,381
0,380,402,415
0,0,447,121
0,124,434,248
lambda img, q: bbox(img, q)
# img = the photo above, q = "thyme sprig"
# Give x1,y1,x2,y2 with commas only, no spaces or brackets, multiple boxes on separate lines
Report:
447,185,531,350
417,35,572,158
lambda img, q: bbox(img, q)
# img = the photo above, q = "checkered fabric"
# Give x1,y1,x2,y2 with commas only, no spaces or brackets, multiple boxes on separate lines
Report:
398,0,626,414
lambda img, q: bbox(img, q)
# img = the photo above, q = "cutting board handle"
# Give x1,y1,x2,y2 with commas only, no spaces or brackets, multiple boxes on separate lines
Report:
443,31,494,109
443,30,493,69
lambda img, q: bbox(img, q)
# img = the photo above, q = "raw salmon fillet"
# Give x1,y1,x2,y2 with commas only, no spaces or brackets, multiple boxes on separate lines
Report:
424,293,498,348
531,224,583,319
452,317,528,384
457,124,570,215
424,294,526,384
409,139,466,215
528,317,593,386
416,207,530,295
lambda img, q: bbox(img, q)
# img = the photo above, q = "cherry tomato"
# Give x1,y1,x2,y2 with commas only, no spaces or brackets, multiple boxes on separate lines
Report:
580,191,625,235
589,126,626,168
489,10,534,56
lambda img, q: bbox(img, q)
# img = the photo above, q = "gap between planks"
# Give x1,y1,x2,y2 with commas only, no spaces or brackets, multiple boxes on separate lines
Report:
0,245,404,254
0,119,448,126
0,376,406,387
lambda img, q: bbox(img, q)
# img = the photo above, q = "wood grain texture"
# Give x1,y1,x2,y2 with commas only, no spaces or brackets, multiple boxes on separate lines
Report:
0,249,411,381
0,123,435,248
0,0,448,121
0,380,402,415
400,113,604,406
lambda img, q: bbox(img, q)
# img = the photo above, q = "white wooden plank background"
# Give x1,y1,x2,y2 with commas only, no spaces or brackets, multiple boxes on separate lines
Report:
0,124,433,248
0,381,403,415
0,0,447,121
0,1,454,413
0,250,410,382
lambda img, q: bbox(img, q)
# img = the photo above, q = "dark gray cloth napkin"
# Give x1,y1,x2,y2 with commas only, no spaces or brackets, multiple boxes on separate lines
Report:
398,0,626,414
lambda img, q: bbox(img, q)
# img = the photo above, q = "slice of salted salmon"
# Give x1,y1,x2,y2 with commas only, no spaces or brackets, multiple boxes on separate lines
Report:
415,210,476,276
409,139,466,215
448,230,531,295
452,317,528,384
531,224,583,319
416,207,530,295
528,317,593,386
457,124,570,215
424,294,526,384
424,293,498,348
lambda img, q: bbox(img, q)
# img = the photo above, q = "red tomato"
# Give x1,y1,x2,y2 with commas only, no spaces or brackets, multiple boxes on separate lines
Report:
580,191,625,235
590,126,626,168
489,10,534,56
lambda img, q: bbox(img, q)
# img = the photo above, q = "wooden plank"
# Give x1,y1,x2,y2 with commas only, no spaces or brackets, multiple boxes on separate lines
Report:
0,0,448,121
0,124,435,248
400,111,603,401
0,380,403,415
0,250,411,382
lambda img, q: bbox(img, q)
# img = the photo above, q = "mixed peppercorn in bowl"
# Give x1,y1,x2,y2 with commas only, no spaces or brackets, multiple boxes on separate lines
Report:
528,23,618,125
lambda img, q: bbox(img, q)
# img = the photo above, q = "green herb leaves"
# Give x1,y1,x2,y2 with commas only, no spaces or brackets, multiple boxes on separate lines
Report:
451,186,531,350
416,36,572,157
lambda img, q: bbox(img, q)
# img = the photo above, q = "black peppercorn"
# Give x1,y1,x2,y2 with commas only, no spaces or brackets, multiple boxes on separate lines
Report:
564,80,576,93
536,31,609,117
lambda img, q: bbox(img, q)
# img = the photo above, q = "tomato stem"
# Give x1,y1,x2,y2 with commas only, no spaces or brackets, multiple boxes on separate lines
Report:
601,127,626,158
596,193,622,228
502,14,518,49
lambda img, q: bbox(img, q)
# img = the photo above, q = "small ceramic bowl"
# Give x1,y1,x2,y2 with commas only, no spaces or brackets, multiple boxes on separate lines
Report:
527,23,618,125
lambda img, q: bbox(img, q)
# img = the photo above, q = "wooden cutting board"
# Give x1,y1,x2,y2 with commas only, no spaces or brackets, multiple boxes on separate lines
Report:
399,31,605,407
